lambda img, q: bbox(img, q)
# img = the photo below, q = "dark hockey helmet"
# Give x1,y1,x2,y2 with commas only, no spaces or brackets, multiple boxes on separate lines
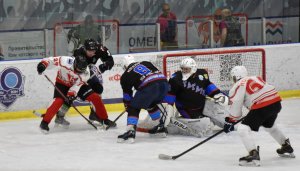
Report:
74,55,88,73
84,38,98,51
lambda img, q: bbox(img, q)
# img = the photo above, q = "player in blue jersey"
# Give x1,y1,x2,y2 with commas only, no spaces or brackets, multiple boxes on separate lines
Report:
117,55,169,143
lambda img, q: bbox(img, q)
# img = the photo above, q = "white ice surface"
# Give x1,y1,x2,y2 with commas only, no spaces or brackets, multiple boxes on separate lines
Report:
0,98,299,171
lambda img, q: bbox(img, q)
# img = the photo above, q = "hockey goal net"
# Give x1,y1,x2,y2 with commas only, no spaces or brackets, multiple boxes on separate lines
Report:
185,13,248,48
155,48,265,95
53,20,119,56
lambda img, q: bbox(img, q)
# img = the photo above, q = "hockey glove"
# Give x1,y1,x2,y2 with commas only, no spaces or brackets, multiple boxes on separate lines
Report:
224,117,236,133
66,91,76,104
99,63,107,73
213,93,229,106
37,62,46,75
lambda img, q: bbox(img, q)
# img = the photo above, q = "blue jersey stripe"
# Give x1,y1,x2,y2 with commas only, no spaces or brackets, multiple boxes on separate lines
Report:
205,83,218,95
127,116,138,125
163,94,176,104
149,110,161,120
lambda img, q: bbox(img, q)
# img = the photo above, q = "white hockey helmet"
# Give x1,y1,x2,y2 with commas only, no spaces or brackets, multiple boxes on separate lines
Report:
230,66,248,83
122,55,135,70
180,57,197,80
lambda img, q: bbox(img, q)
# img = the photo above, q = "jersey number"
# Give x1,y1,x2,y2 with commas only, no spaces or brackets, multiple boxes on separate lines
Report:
246,77,265,95
133,64,151,75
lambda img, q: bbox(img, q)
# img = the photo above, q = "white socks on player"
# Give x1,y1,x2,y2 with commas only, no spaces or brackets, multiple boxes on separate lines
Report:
238,124,256,152
264,124,287,145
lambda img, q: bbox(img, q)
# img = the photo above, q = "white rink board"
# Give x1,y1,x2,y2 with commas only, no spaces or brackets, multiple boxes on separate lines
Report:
0,44,300,111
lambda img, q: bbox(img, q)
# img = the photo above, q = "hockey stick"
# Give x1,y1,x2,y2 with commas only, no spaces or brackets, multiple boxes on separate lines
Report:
105,110,126,130
43,74,98,130
158,117,245,160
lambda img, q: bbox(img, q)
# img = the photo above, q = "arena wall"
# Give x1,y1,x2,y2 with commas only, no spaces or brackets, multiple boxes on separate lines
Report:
0,44,300,120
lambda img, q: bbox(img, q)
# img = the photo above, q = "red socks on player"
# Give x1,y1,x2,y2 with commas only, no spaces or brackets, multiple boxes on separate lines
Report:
86,93,108,120
43,98,64,123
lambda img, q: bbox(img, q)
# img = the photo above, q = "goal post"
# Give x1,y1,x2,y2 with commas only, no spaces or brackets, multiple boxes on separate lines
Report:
53,19,119,56
157,48,265,94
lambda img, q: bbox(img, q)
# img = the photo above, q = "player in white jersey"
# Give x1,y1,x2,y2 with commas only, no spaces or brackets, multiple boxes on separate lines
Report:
224,66,295,166
36,55,111,134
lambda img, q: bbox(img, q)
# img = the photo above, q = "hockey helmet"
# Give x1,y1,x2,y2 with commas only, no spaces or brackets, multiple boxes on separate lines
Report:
74,55,88,73
230,66,248,83
84,38,98,51
180,57,197,80
122,55,135,70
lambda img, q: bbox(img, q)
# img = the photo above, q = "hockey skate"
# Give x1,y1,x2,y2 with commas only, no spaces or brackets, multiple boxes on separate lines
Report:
54,115,70,129
89,108,116,128
117,125,136,143
239,146,260,167
148,123,168,138
40,120,49,134
277,139,295,158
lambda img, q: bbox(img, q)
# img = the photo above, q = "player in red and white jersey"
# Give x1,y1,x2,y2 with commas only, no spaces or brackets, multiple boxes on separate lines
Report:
36,55,111,133
224,66,295,166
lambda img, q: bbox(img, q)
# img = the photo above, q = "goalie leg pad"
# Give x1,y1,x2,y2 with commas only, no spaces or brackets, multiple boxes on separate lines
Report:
203,100,228,128
167,117,214,137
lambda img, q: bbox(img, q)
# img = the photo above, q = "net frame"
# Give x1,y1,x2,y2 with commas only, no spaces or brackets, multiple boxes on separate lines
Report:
161,48,266,94
53,19,120,56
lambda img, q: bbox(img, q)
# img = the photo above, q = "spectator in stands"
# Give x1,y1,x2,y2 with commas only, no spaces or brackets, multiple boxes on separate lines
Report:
219,8,245,47
122,1,143,23
6,6,16,18
198,8,222,48
157,3,178,50
0,43,4,61
0,0,6,22
67,15,102,51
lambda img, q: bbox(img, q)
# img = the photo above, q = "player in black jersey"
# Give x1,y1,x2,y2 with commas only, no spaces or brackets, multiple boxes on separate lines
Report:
117,55,169,143
163,57,229,137
54,38,115,128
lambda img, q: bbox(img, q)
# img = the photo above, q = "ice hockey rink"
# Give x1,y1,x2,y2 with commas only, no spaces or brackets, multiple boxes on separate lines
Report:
0,98,299,171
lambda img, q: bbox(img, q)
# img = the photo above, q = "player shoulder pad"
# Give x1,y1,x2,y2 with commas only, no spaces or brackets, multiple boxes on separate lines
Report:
194,69,209,80
171,71,181,79
59,56,74,68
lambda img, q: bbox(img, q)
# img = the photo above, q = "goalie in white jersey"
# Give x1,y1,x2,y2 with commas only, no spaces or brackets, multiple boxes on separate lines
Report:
223,66,295,166
36,55,111,133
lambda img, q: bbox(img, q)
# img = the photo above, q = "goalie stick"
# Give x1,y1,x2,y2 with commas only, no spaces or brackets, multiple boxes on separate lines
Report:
43,74,98,130
158,116,245,160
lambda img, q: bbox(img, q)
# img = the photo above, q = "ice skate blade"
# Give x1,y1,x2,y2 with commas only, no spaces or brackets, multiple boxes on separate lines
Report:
54,123,70,129
278,153,296,158
89,120,105,127
40,128,49,134
239,160,260,167
117,138,135,144
150,132,167,138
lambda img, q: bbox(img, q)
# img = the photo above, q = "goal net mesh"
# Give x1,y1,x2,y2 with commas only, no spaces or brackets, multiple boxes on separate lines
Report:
155,48,265,95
